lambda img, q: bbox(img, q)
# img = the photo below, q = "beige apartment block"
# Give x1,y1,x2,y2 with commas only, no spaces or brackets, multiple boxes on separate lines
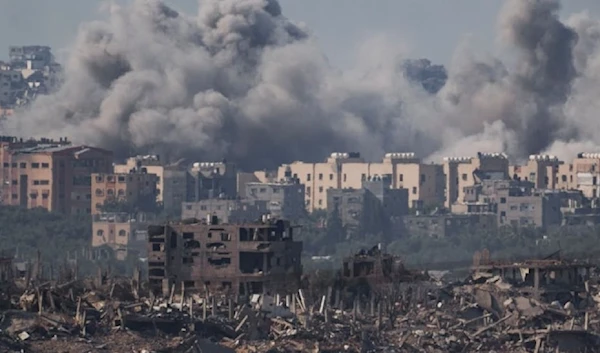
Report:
443,152,509,211
115,155,164,201
0,136,113,214
92,213,150,260
91,172,158,215
510,155,563,189
278,152,444,212
569,153,600,199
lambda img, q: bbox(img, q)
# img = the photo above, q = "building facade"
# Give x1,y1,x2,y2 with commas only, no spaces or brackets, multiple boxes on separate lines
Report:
92,212,153,260
443,152,509,211
181,199,267,224
0,136,113,214
279,152,443,212
510,154,562,190
187,161,238,201
327,176,409,238
147,217,303,296
245,178,305,221
91,171,158,215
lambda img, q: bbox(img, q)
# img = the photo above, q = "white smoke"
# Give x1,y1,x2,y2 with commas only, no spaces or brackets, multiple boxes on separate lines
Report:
3,0,600,168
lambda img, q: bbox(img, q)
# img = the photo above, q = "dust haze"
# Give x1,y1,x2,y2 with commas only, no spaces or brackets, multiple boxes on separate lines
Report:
4,0,600,168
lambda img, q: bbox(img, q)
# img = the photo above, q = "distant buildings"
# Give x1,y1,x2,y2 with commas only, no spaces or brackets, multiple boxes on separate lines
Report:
0,136,112,214
91,171,158,215
0,46,62,111
279,152,444,212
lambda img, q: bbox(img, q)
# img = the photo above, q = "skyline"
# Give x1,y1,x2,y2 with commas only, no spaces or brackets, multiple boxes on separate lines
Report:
2,0,600,67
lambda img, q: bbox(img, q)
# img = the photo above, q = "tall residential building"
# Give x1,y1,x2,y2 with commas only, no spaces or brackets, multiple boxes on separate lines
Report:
569,153,600,199
91,171,158,215
0,136,113,214
443,152,509,211
278,152,443,212
92,212,153,260
510,154,562,189
245,171,305,221
187,161,237,201
327,175,409,238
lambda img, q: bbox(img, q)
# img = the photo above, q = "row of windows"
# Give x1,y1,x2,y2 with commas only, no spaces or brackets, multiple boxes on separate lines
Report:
298,172,427,184
95,175,150,183
96,229,128,237
95,189,130,196
2,162,50,168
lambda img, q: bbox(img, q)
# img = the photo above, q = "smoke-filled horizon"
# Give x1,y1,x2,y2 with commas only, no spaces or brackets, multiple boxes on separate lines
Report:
3,0,600,169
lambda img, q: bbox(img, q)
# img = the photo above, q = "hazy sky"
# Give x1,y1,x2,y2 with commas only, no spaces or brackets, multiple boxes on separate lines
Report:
1,0,600,68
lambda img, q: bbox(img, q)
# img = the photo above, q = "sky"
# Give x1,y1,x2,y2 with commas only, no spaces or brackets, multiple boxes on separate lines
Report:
1,0,600,68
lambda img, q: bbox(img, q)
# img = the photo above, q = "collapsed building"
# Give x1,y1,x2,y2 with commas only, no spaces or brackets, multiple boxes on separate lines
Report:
147,216,303,297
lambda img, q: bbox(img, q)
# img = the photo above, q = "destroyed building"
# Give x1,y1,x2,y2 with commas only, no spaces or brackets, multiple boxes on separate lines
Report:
342,245,422,283
472,252,591,302
148,216,303,297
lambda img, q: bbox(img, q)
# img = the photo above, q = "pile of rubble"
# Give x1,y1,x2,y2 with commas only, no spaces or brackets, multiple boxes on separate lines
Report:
1,257,600,352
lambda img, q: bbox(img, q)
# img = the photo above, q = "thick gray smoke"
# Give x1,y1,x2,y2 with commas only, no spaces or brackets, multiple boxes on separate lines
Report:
3,0,600,168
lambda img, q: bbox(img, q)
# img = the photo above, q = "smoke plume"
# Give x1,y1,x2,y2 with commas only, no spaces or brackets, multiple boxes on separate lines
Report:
3,0,600,168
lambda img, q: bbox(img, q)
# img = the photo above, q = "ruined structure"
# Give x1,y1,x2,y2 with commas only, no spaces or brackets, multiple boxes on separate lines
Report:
342,245,423,284
472,251,591,302
147,216,303,296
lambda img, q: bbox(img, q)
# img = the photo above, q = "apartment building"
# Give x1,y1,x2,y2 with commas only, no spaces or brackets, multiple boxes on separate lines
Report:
147,217,303,296
443,152,509,211
0,136,112,214
91,171,158,215
115,155,188,214
278,152,443,212
457,179,562,229
237,170,277,197
92,212,153,260
568,153,600,199
327,176,409,238
245,169,305,221
187,161,237,201
510,154,562,189
181,199,267,224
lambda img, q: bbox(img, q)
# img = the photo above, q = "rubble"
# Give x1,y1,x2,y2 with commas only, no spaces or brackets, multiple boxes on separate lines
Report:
1,250,600,352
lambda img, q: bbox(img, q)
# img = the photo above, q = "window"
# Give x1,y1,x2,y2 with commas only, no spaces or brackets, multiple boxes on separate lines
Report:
11,163,16,168
42,194,49,200
329,174,333,180
2,163,8,168
319,186,323,193
41,163,49,168
95,175,103,183
11,180,17,185
118,176,126,182
318,173,323,180
420,174,426,183
399,174,404,182
259,188,266,193
412,187,417,194
500,197,506,204
107,189,114,196
33,180,40,185
461,173,467,181
97,230,104,236
361,173,366,181
307,174,311,181
118,189,125,196
318,199,322,206
293,173,298,178
40,180,49,185
11,194,17,199
343,174,347,182
19,163,26,168
561,175,567,182
107,176,115,182
95,189,103,196
307,187,311,194
118,230,127,237
200,205,207,211
273,188,280,193
31,163,39,168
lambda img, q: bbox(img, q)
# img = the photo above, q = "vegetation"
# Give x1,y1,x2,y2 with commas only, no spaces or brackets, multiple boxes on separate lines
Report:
0,206,91,262
298,210,600,270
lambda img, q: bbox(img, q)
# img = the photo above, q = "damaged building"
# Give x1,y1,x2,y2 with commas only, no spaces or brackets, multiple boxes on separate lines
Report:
147,216,303,297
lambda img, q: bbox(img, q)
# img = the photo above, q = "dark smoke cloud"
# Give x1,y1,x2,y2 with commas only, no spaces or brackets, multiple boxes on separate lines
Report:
3,0,600,168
